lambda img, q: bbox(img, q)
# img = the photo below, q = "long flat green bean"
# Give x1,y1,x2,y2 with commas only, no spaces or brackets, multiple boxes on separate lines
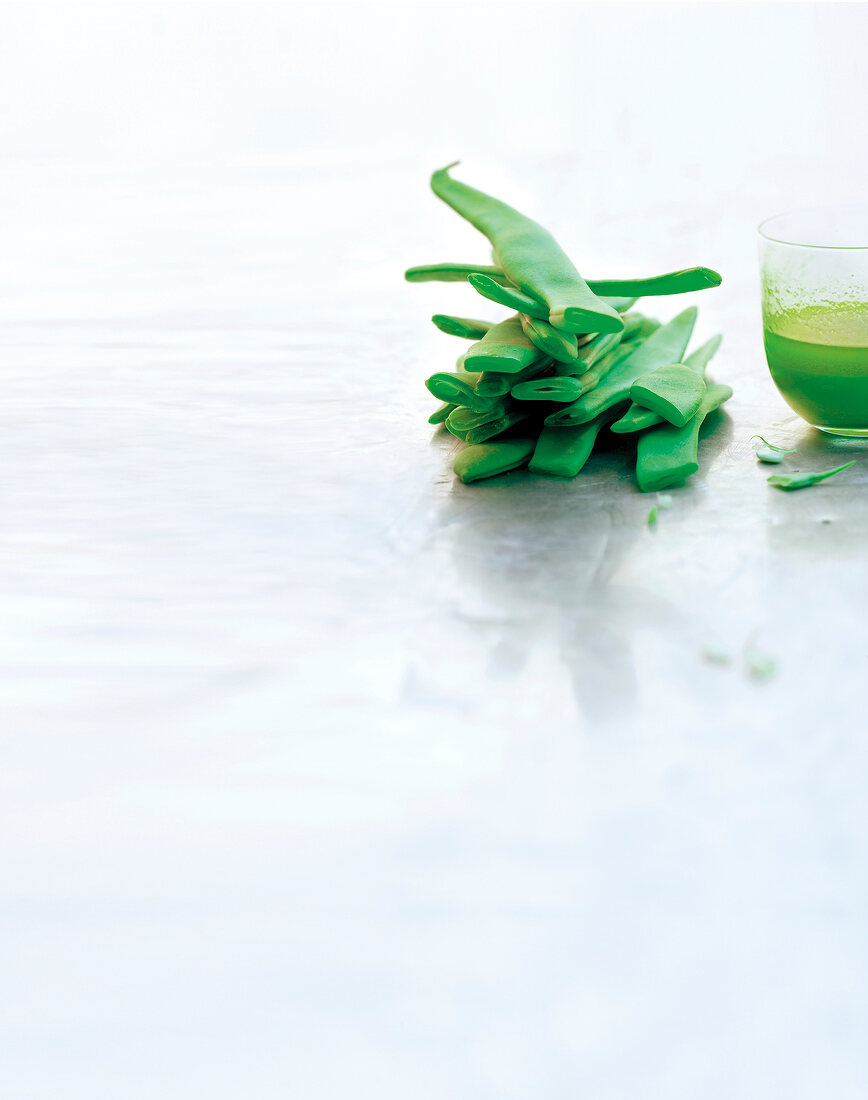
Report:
529,409,620,478
635,382,733,491
453,436,537,483
409,261,720,299
405,263,507,283
464,315,543,374
610,334,722,434
621,314,662,343
583,267,722,296
446,401,509,433
429,401,457,425
544,307,697,426
431,163,624,335
425,370,493,410
468,271,638,324
519,314,579,364
464,408,532,444
468,272,549,319
432,314,493,339
477,357,554,397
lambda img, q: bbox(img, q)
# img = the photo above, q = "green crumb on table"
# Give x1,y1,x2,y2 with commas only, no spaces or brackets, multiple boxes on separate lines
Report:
701,643,732,666
743,632,777,680
767,461,855,491
647,505,658,525
407,164,727,490
745,647,777,680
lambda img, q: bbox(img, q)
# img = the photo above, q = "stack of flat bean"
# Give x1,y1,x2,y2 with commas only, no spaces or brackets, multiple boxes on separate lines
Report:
406,164,731,490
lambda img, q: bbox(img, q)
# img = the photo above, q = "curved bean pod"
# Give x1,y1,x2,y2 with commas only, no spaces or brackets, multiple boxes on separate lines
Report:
635,382,733,491
529,408,622,478
428,401,457,425
405,263,507,283
464,315,543,374
430,163,623,335
476,357,554,398
453,437,537,484
432,314,493,339
581,267,722,297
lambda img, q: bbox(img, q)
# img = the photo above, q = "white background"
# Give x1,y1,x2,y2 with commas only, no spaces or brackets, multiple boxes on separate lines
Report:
1,4,868,1098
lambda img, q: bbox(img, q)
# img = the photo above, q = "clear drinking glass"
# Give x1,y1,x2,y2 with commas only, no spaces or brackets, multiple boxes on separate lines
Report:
758,206,868,437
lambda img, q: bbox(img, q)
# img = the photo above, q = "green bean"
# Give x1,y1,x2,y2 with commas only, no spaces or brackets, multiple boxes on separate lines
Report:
467,272,550,319
430,163,624,335
528,409,620,478
405,263,507,283
544,307,698,427
476,357,554,397
468,271,636,324
630,366,707,427
432,314,493,339
610,334,722,434
621,314,661,343
582,267,722,297
543,348,630,425
464,408,533,444
752,435,797,464
428,401,457,425
453,436,537,484
635,382,733,491
446,401,509,434
425,370,493,411
519,314,579,365
408,257,720,301
554,330,624,376
511,375,590,402
464,314,543,374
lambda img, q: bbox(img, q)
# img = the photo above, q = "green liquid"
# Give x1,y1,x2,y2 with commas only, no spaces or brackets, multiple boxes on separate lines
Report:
764,304,868,431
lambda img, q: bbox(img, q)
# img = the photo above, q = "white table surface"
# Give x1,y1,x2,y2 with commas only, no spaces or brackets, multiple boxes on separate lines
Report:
1,4,867,1097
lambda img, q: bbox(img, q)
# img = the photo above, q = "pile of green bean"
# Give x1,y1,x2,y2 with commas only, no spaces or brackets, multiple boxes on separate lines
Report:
406,164,731,490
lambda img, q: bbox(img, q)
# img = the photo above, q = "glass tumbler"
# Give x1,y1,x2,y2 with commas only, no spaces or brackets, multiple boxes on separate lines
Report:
758,206,868,437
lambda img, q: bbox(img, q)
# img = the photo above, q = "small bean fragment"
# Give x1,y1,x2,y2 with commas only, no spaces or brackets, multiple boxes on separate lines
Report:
767,461,855,491
751,435,797,464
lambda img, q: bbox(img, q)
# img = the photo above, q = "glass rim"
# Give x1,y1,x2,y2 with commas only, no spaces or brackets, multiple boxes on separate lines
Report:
758,204,868,251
